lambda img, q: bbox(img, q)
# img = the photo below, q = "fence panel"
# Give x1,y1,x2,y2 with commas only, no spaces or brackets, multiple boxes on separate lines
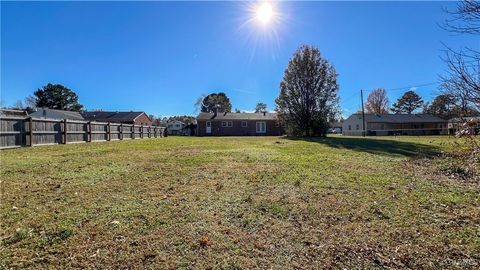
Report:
66,120,88,143
0,117,165,149
32,119,62,145
0,117,26,148
110,123,121,140
133,125,141,139
91,122,108,141
122,124,133,139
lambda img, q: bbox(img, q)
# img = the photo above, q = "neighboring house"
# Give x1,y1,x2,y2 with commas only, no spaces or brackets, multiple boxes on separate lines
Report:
81,111,152,125
167,120,187,135
342,113,448,136
30,108,84,120
0,109,29,117
329,121,343,134
448,117,480,135
197,112,284,136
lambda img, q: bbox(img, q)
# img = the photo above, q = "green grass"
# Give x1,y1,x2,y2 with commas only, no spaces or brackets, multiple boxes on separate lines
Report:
1,136,479,269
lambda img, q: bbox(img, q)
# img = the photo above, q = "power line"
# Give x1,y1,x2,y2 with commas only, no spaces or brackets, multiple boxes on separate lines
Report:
363,82,441,93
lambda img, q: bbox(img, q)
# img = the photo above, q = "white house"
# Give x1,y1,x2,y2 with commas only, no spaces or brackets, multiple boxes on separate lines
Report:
342,113,448,136
167,120,187,135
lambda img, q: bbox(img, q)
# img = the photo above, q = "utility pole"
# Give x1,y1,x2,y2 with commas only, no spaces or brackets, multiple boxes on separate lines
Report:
361,89,366,137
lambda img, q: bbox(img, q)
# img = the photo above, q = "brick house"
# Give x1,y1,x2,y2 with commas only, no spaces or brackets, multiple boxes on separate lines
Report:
197,112,284,136
81,111,153,125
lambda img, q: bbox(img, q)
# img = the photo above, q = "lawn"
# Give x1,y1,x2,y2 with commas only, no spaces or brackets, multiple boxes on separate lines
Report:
1,136,479,269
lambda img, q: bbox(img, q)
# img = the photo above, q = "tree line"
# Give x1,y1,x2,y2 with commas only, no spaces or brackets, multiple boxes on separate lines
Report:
195,93,269,114
363,88,478,119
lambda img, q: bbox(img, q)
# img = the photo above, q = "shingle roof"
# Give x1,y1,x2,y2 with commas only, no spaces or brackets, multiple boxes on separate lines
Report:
0,109,29,117
351,113,446,123
81,111,148,122
30,108,84,120
197,112,278,121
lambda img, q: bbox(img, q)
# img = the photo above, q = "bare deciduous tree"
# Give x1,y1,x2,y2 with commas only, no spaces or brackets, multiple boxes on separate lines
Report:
365,88,389,114
443,0,480,34
441,0,480,112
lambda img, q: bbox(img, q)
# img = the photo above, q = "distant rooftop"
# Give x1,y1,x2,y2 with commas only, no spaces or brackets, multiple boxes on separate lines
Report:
0,109,28,117
197,112,278,121
30,108,84,120
82,111,148,122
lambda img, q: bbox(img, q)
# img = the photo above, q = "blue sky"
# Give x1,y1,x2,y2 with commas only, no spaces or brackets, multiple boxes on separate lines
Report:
1,1,478,117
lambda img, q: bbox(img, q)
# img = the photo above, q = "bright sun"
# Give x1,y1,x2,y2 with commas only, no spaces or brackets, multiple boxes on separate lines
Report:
256,2,273,24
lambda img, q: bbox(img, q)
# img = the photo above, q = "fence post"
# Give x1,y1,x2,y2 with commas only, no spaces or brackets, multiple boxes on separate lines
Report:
140,125,143,139
88,121,92,142
148,126,151,138
28,117,34,147
132,125,135,139
154,127,157,138
120,123,123,140
107,122,111,141
63,119,68,144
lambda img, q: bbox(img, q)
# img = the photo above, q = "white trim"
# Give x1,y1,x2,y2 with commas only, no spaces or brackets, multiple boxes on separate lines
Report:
256,121,266,133
133,112,149,122
222,121,233,127
206,121,212,133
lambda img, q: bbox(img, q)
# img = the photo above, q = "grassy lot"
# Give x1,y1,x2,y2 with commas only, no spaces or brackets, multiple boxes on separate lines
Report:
1,136,479,269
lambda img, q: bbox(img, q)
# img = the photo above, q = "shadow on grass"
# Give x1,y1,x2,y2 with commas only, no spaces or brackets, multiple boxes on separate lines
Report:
287,136,441,158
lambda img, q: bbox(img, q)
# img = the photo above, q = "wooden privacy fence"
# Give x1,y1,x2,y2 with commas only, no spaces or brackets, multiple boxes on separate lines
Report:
0,117,166,149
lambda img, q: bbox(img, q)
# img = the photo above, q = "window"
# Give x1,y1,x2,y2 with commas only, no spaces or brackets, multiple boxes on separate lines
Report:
241,121,247,127
222,121,232,127
206,121,211,127
348,125,351,131
256,121,266,133
356,124,359,130
381,124,384,130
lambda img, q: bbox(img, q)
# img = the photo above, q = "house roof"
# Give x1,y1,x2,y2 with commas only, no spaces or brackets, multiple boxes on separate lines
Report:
81,111,149,122
30,108,84,120
349,113,446,123
167,120,185,124
0,109,29,117
197,112,278,121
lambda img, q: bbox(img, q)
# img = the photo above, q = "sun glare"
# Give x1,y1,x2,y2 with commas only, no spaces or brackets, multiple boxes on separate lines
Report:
238,1,285,60
256,2,274,24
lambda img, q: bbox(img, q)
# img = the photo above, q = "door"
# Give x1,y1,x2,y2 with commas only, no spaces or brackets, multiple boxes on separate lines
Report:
256,121,266,134
206,121,212,134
